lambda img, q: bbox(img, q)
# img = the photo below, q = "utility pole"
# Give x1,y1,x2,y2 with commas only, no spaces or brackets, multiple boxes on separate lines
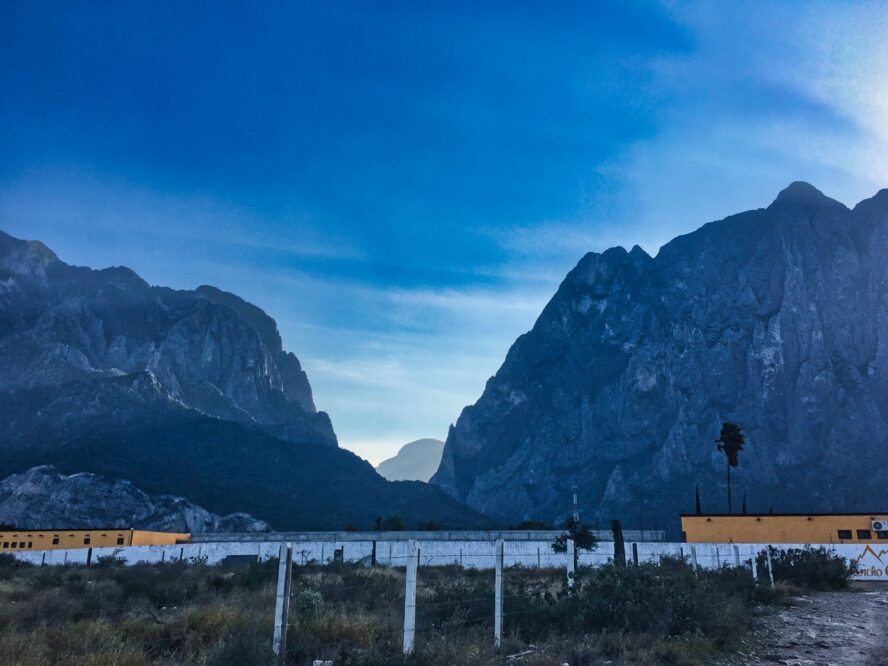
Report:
494,539,503,647
571,485,579,522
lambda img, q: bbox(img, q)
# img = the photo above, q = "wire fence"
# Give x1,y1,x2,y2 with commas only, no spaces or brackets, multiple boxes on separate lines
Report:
269,537,781,662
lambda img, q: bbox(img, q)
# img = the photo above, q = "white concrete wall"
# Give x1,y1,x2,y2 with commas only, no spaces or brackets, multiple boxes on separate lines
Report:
9,539,884,581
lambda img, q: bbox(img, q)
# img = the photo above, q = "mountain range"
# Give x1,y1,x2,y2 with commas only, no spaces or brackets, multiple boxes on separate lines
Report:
432,183,888,534
7,180,887,536
0,230,487,530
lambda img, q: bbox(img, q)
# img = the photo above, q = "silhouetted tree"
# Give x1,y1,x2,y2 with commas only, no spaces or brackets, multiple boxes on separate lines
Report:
552,516,598,562
716,422,745,513
381,516,405,531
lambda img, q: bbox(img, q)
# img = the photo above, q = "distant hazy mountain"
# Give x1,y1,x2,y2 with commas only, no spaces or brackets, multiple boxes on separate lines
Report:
433,183,888,532
0,231,489,530
376,439,445,481
0,466,270,533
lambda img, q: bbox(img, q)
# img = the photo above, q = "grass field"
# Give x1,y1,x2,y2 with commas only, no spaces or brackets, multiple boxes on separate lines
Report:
0,551,827,665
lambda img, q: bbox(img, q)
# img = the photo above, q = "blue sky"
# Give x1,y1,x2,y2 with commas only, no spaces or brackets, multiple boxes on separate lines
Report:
2,1,887,463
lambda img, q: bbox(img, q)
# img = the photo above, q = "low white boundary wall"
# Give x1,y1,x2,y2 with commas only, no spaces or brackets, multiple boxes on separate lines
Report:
8,539,885,581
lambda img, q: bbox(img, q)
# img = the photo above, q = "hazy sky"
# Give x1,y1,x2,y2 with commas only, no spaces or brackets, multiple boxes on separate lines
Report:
2,1,887,463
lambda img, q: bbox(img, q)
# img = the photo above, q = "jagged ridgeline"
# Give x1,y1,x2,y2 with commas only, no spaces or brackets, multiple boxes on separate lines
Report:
432,183,888,533
0,231,488,530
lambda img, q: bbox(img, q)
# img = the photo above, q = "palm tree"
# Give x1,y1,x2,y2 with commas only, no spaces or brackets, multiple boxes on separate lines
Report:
716,422,745,513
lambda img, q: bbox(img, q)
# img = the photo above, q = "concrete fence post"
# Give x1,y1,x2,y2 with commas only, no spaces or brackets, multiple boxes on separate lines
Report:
751,555,758,582
631,543,638,566
733,544,740,568
403,540,418,655
690,545,698,575
765,547,775,588
494,539,504,647
272,543,293,665
566,539,576,590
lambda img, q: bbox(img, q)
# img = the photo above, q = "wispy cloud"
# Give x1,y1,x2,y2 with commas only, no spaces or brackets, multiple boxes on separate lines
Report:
0,167,365,269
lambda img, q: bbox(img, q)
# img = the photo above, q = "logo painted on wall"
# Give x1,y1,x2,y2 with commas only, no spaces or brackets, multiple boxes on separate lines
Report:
852,545,888,578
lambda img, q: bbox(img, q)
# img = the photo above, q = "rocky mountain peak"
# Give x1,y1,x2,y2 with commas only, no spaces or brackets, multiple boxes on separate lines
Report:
433,184,888,533
0,230,59,277
0,229,334,446
768,181,847,211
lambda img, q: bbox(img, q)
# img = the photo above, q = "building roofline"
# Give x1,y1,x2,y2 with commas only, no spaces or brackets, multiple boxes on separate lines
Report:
0,528,133,533
681,512,888,518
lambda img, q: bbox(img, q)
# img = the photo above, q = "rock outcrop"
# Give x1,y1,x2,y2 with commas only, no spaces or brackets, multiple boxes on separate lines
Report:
0,466,270,533
432,183,888,532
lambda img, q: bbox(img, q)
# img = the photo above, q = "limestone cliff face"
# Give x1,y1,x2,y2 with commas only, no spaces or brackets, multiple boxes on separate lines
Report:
432,183,888,530
0,466,270,533
0,230,335,446
0,231,489,530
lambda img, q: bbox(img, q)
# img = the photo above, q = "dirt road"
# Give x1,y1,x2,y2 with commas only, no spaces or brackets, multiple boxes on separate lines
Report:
724,583,888,665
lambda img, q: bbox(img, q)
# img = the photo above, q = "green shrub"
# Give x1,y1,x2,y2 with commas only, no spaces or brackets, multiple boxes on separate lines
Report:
0,553,30,580
295,588,325,615
756,546,854,590
95,553,126,568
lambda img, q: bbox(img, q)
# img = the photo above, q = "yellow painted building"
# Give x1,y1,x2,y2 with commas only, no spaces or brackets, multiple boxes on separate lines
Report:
0,529,190,552
682,513,888,544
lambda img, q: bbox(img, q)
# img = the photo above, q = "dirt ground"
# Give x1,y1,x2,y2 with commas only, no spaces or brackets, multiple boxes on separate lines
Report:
721,583,888,666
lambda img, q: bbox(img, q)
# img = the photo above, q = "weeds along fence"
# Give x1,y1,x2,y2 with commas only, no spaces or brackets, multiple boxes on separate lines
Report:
268,538,782,663
4,537,869,663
